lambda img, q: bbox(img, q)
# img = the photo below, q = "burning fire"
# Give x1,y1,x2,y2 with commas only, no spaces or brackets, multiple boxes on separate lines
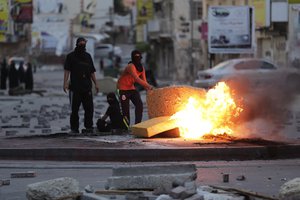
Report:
170,82,243,139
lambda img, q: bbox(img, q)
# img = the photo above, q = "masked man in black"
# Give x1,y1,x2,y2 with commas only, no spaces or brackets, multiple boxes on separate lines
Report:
63,37,99,134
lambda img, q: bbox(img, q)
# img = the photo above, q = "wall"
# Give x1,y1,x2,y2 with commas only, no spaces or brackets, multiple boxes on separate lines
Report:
173,0,191,81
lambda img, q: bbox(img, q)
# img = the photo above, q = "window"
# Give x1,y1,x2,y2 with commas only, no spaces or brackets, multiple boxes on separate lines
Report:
234,61,261,70
261,62,276,70
191,1,202,20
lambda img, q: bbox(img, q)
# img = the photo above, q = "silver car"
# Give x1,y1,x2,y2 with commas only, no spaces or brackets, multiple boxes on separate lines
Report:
194,58,300,91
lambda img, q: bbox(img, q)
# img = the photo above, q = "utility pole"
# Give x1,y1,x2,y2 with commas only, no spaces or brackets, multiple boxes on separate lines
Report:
7,0,14,38
189,0,194,82
109,6,115,66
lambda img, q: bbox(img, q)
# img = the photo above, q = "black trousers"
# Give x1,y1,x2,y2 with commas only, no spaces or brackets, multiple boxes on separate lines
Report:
119,90,143,124
70,90,94,130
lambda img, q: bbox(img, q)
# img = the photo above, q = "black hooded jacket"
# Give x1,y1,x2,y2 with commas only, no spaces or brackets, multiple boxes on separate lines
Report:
64,47,96,92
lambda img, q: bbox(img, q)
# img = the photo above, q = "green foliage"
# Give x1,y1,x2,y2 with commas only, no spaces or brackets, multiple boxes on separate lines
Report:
114,0,130,16
135,42,150,53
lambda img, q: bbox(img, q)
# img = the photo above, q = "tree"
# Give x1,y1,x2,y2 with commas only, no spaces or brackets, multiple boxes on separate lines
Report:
114,0,130,16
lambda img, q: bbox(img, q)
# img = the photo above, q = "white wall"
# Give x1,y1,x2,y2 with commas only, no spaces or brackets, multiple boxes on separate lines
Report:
90,0,113,33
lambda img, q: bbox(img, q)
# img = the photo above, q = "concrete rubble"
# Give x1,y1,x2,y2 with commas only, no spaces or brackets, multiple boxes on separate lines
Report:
26,177,81,200
105,164,197,190
23,165,300,200
279,177,300,200
1,66,300,200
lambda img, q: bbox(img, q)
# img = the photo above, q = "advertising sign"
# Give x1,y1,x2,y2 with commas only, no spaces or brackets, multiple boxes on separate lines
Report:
208,6,255,54
11,0,33,23
136,0,153,24
0,0,8,34
249,0,270,28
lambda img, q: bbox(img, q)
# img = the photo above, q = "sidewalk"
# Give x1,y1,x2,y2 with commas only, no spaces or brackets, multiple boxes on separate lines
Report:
1,67,300,162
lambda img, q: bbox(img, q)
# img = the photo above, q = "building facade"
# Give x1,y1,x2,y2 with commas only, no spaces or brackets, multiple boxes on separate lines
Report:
147,0,203,82
146,0,292,82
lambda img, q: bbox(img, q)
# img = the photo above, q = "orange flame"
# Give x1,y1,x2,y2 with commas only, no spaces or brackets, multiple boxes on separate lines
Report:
170,82,243,139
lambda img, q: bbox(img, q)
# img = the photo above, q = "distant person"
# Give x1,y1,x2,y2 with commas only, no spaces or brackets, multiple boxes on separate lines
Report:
0,58,8,89
8,60,19,89
115,55,121,69
63,37,99,134
140,5,147,16
24,62,34,90
18,61,25,87
117,50,153,125
100,58,104,71
96,92,128,132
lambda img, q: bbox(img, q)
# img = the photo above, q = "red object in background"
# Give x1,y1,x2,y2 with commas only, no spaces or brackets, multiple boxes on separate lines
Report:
11,2,33,23
201,22,208,41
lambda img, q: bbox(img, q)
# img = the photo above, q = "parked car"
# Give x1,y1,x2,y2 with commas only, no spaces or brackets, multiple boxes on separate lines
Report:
8,56,25,70
95,44,122,58
194,58,300,91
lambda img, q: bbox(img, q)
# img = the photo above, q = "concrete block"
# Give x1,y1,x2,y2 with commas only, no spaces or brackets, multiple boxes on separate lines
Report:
197,187,245,200
146,86,206,119
95,77,117,94
185,194,204,200
106,173,196,191
279,177,300,200
106,164,197,190
27,177,80,200
153,184,173,195
170,182,197,199
112,164,197,176
170,186,186,199
0,179,10,186
184,181,197,197
131,116,178,138
11,171,36,178
6,130,17,136
155,195,173,200
84,185,95,193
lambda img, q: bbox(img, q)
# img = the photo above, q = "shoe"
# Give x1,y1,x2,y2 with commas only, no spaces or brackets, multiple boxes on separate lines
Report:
68,129,80,136
82,128,94,135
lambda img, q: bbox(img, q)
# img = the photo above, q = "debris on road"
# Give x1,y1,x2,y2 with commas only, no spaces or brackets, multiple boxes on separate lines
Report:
279,177,300,200
210,185,278,200
131,116,178,138
0,179,10,186
105,164,197,190
26,177,81,200
11,171,36,178
236,175,246,181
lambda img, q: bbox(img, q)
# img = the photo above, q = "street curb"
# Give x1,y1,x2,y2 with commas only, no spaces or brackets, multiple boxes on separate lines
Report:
1,144,300,161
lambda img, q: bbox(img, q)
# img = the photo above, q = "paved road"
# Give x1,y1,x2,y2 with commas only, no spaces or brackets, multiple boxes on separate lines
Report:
1,66,300,140
0,159,299,200
0,66,150,137
1,61,300,199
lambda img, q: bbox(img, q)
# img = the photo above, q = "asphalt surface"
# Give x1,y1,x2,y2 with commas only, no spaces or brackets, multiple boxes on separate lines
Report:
2,159,300,199
0,66,300,162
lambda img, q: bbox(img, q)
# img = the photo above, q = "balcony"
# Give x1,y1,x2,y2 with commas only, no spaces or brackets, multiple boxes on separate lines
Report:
148,18,173,40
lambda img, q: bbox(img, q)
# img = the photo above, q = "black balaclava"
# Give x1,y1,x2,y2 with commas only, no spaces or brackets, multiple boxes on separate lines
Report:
107,92,118,106
75,37,86,55
131,50,143,72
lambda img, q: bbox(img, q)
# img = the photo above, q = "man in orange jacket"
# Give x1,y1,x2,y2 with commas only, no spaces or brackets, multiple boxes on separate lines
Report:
117,50,153,125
